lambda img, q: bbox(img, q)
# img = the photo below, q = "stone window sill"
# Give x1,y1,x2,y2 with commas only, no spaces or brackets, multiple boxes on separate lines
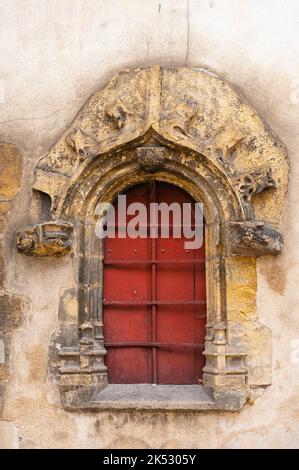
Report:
89,384,217,410
62,384,247,411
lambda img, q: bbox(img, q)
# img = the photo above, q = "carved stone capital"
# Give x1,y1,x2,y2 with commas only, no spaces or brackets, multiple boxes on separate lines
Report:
16,221,73,257
137,147,166,173
227,221,283,256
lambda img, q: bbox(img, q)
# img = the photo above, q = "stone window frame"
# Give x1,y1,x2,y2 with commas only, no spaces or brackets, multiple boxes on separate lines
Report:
16,66,289,411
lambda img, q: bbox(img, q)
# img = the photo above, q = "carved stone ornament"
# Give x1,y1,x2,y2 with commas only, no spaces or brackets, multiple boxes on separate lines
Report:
17,221,73,256
228,221,283,256
17,66,289,411
233,167,276,219
235,167,276,201
137,146,166,173
65,127,101,160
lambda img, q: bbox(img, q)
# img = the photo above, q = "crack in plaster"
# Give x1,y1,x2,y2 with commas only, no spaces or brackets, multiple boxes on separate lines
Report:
0,99,80,126
184,0,190,66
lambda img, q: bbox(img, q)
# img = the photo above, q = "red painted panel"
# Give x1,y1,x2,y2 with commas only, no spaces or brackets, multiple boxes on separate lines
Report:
103,182,206,384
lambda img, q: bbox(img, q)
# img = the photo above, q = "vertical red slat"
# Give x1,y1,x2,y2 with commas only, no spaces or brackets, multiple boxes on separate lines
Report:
150,181,158,384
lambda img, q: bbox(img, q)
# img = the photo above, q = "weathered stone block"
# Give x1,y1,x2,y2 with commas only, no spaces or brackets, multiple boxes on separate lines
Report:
0,241,4,288
0,201,11,218
0,219,5,234
0,293,24,331
226,257,257,321
212,389,247,411
0,144,22,199
137,147,166,173
227,321,272,386
16,220,73,257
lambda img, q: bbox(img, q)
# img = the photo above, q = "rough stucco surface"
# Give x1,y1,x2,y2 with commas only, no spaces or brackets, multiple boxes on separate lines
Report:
0,0,299,449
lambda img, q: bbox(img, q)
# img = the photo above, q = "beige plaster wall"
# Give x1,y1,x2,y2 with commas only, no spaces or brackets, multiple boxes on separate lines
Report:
0,0,299,448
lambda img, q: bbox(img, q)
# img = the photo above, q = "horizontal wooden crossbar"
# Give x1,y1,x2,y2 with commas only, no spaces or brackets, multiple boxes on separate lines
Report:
103,300,206,306
105,342,205,349
103,259,205,264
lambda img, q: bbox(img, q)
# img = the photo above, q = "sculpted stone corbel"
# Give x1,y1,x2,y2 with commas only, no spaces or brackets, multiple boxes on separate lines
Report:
227,221,283,256
16,220,73,257
137,147,166,173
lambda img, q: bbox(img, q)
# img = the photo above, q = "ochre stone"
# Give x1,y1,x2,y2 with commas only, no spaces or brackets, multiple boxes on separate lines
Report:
0,293,24,331
0,144,22,199
0,241,4,288
0,201,12,218
226,257,257,321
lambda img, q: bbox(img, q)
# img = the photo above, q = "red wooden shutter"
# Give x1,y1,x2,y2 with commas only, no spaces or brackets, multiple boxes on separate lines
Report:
103,182,206,384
